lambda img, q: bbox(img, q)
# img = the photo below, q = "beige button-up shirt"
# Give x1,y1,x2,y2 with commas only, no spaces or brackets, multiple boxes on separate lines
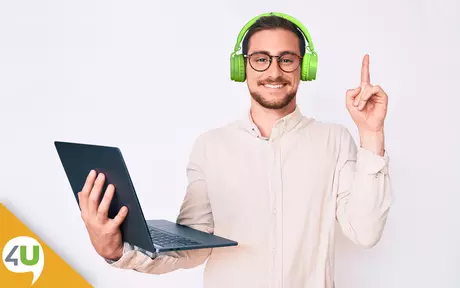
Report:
107,106,393,288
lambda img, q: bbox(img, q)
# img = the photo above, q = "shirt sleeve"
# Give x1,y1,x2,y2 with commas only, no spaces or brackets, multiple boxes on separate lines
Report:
103,134,214,273
335,127,394,248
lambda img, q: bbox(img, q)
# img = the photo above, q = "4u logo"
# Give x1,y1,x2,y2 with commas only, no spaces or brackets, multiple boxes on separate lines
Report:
2,236,45,286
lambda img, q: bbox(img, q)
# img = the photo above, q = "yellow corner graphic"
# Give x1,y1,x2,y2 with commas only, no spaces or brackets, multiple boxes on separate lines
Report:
0,203,93,287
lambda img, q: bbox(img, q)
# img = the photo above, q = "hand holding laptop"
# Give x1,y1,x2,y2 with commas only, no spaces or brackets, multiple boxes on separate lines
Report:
55,141,237,256
78,169,128,261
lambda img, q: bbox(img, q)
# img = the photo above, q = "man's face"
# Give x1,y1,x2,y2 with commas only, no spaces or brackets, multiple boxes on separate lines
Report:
246,28,302,110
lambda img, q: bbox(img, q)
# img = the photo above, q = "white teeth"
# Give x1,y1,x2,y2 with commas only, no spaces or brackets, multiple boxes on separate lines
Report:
264,84,284,89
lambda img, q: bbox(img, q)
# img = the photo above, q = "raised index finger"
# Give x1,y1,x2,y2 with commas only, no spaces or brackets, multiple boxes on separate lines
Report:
360,54,370,85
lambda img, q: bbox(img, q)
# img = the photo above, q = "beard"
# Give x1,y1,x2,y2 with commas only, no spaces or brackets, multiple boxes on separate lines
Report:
250,90,296,109
249,76,297,109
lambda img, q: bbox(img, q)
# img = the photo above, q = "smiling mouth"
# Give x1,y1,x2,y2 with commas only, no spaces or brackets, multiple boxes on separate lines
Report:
263,83,287,89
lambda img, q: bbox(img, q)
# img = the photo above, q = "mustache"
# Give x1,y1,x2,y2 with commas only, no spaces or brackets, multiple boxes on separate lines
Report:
258,77,290,85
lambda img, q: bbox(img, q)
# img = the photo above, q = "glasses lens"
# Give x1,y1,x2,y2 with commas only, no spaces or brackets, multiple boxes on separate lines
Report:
278,53,301,72
249,52,271,71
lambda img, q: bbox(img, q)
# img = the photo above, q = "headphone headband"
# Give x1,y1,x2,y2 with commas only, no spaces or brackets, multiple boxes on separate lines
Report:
232,12,316,56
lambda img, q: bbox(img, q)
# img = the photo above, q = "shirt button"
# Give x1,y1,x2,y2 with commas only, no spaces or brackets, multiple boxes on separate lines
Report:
273,209,277,215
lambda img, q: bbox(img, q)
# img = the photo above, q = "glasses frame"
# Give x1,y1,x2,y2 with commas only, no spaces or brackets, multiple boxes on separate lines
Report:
244,51,303,73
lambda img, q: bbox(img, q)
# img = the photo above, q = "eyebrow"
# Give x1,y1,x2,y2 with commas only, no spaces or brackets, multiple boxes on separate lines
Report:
247,50,298,56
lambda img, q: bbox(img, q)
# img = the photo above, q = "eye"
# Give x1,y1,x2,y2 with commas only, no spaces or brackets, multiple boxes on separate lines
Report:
279,54,299,66
255,57,269,63
280,58,293,63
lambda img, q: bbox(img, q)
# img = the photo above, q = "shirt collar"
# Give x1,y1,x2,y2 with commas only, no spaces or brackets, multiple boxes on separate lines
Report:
243,105,304,140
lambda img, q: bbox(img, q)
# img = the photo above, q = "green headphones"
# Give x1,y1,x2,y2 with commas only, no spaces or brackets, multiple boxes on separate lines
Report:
230,12,318,82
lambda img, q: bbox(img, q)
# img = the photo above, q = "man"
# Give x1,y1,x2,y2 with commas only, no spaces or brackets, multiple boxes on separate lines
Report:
77,13,393,288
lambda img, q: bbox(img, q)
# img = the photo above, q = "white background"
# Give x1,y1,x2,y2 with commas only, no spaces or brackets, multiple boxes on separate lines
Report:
1,0,459,287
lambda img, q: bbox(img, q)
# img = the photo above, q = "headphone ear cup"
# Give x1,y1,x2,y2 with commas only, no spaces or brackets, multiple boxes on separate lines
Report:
301,54,311,81
230,54,246,82
301,53,318,81
308,53,318,81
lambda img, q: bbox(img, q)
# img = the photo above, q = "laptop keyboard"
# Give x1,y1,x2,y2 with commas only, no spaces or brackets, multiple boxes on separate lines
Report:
148,226,201,247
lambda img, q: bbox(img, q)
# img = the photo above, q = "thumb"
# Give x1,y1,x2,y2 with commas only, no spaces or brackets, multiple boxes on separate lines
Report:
346,87,361,107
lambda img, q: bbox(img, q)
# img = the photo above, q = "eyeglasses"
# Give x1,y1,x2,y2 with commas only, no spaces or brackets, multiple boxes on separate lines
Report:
245,51,302,73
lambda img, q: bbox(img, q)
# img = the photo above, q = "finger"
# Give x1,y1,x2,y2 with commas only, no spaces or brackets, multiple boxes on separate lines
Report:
374,85,388,104
78,170,96,214
353,85,367,107
88,172,105,216
97,184,115,220
346,87,361,108
358,85,382,110
360,54,370,86
112,206,128,227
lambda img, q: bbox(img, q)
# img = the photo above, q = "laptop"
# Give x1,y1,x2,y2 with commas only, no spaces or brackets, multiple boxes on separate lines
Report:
54,141,238,254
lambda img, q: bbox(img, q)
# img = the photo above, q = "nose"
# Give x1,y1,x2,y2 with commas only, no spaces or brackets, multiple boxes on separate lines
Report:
265,59,283,79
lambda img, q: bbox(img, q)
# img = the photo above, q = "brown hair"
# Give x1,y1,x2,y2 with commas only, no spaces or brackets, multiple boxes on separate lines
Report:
241,15,306,56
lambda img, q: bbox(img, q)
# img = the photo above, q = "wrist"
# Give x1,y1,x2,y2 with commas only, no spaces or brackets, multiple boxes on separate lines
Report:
104,245,123,261
359,129,385,156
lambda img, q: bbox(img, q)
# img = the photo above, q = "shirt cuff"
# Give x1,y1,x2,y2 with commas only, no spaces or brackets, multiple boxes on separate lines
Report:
103,242,135,265
104,242,157,266
356,147,390,175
